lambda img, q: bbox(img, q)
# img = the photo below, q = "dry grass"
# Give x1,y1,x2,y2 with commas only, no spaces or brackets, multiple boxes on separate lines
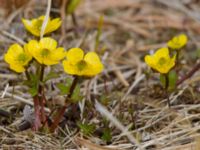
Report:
1,0,200,149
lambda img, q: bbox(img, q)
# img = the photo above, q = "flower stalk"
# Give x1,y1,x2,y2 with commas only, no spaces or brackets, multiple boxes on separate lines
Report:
164,74,170,107
50,76,79,132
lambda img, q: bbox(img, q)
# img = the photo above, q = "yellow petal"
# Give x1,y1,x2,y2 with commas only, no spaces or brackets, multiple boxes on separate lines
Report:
34,55,43,64
4,44,23,64
26,40,40,57
10,64,25,73
66,48,84,64
22,18,40,36
63,60,77,75
50,47,65,61
8,44,24,55
39,37,57,50
154,47,169,59
84,52,104,76
45,18,61,34
144,55,155,68
4,53,16,64
42,57,58,65
23,44,33,62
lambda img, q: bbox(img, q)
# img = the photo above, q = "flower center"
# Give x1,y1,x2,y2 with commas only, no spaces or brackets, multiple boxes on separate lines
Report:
40,49,50,57
77,60,87,71
158,57,167,66
35,20,43,31
17,53,27,63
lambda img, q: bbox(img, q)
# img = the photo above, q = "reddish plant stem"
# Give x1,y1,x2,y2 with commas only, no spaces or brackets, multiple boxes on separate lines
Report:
38,65,46,123
177,61,200,85
33,96,41,131
50,76,79,132
49,105,67,132
25,70,42,130
40,90,46,124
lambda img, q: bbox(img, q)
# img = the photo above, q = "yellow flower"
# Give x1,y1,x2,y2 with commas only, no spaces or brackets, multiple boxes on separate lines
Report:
26,37,65,65
167,34,188,50
145,47,176,74
4,44,32,73
63,48,104,76
22,16,61,37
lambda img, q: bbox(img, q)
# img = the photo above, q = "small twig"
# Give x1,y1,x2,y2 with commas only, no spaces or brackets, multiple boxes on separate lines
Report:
1,83,9,98
110,62,129,87
5,92,50,112
60,0,68,41
177,60,200,85
40,0,52,39
1,31,26,45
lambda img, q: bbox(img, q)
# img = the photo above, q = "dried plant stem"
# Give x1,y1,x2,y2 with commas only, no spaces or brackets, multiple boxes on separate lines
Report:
50,76,79,132
40,0,52,39
177,60,200,85
71,12,78,28
71,12,79,37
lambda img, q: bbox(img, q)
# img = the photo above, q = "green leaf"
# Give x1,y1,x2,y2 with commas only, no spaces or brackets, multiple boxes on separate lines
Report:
57,78,73,95
196,48,200,58
28,87,38,96
168,70,177,91
100,94,109,105
43,71,59,82
101,128,112,143
65,78,73,87
71,85,82,103
66,0,81,14
23,73,39,96
77,122,96,136
57,83,70,95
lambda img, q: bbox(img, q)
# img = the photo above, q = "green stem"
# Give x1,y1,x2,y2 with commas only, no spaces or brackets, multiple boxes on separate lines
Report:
50,76,79,132
39,65,45,91
66,76,79,101
164,74,170,107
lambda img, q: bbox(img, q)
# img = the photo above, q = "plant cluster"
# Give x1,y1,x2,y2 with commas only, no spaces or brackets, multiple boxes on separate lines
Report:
144,34,188,106
4,15,104,132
